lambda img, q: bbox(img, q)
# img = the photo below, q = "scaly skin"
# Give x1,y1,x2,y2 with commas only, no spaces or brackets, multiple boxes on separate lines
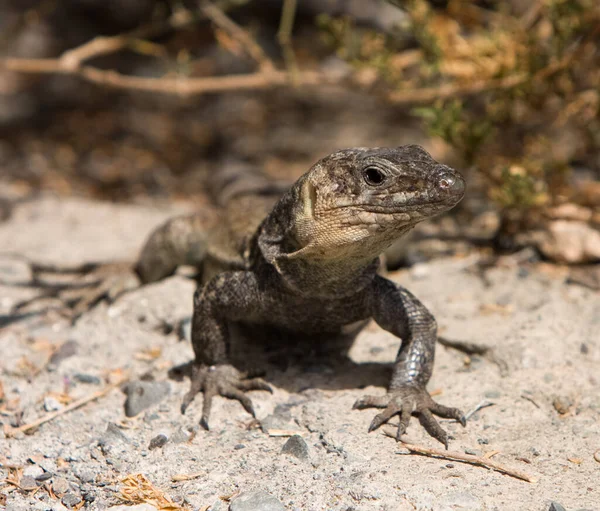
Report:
183,145,467,446
10,145,467,445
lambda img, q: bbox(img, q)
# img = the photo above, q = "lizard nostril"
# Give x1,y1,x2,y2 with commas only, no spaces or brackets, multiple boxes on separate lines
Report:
439,176,454,189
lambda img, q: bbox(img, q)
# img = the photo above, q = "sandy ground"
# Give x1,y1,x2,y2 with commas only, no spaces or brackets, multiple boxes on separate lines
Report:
0,195,598,511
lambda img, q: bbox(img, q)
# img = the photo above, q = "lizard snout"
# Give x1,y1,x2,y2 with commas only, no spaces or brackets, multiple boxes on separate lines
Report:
436,169,465,200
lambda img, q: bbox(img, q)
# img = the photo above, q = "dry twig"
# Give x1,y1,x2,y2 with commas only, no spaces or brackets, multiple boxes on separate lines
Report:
6,377,126,436
387,435,537,483
201,1,274,72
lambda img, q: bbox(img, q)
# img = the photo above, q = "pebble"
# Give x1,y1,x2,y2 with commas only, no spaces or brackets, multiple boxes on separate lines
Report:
23,464,44,478
148,433,168,450
62,493,82,509
178,317,192,341
47,340,79,370
52,476,70,495
19,475,39,491
75,468,96,483
552,396,573,415
44,396,63,412
281,435,309,460
99,422,131,451
36,471,53,482
549,503,566,511
484,390,501,399
124,381,171,417
171,426,193,444
230,491,286,511
73,373,101,384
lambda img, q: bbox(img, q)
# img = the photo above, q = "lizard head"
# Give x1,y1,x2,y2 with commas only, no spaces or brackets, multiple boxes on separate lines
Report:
291,145,465,260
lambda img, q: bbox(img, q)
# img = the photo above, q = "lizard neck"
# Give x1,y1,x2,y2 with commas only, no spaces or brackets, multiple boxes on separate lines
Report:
254,185,383,298
272,252,380,298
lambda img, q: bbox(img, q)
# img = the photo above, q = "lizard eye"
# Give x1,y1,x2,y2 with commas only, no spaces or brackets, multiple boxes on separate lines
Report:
363,167,386,186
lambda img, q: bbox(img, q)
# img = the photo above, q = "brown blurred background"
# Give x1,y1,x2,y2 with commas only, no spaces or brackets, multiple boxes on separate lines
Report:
0,0,599,268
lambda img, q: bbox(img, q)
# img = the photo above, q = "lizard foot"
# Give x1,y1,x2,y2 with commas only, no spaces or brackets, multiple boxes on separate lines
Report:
353,385,466,448
180,363,272,430
10,261,139,322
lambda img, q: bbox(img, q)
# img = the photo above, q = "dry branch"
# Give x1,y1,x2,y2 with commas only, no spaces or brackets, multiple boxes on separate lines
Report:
386,433,537,483
6,377,126,436
201,1,275,72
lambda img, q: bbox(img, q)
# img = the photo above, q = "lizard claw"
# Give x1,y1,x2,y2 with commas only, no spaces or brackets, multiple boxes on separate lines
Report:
353,385,465,447
181,363,272,430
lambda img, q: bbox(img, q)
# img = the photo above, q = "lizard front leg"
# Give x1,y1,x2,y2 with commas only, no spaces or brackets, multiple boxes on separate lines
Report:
354,275,465,447
181,271,271,429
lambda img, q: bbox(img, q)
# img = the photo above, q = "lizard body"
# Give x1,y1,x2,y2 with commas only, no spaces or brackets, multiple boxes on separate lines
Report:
166,145,465,445
14,145,466,445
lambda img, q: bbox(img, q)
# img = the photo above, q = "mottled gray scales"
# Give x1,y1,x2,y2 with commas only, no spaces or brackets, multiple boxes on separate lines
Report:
14,145,467,446
181,145,467,446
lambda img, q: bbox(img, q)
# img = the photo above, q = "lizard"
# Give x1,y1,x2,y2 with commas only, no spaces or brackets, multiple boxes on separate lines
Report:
9,145,467,446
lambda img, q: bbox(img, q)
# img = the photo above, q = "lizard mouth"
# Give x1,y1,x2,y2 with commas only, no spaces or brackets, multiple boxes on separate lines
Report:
324,198,459,215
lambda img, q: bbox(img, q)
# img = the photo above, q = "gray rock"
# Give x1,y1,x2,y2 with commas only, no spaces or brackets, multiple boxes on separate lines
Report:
52,476,70,495
23,464,44,478
75,468,95,483
48,340,78,370
62,493,82,509
549,503,567,511
36,471,53,482
281,435,309,460
148,433,168,450
98,422,131,454
171,426,194,443
44,396,63,412
230,491,285,511
73,373,101,385
19,475,38,491
124,381,170,417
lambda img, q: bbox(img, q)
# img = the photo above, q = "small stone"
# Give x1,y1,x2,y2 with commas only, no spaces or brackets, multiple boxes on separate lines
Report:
98,423,131,454
281,435,309,460
230,491,286,511
549,503,567,511
148,433,168,450
52,476,70,495
36,471,53,482
171,426,193,444
124,381,170,417
464,448,482,456
234,444,246,450
178,317,192,341
73,373,101,385
75,469,95,483
44,396,63,412
48,340,79,370
19,475,39,491
82,491,96,503
62,493,82,509
553,396,573,415
484,390,501,399
580,343,589,354
23,464,44,478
